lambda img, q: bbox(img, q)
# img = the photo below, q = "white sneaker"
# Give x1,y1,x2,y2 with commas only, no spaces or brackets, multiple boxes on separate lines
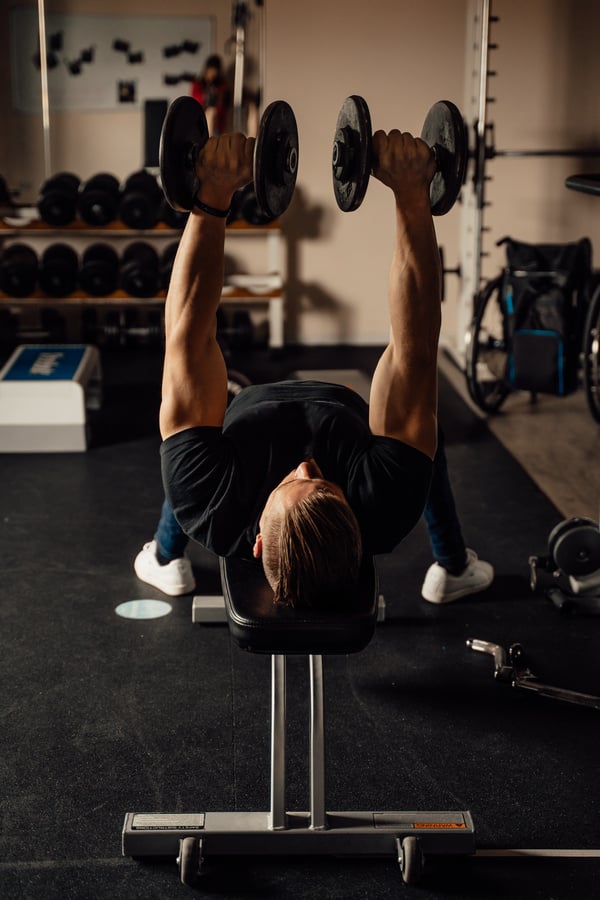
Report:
134,540,196,597
421,548,494,604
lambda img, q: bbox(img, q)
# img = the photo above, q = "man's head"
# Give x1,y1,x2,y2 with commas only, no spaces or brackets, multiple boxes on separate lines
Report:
203,55,223,84
253,459,363,610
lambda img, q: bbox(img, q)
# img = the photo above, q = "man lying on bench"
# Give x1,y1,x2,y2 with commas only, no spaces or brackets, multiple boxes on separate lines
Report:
158,130,493,610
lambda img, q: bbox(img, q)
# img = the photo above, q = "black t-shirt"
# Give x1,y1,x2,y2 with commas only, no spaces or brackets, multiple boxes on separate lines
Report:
160,380,432,558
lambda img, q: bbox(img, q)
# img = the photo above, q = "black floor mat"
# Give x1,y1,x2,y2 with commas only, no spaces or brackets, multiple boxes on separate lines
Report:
1,346,598,899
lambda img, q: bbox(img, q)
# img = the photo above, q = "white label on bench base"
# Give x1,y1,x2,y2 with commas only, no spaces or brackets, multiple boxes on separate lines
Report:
131,814,205,830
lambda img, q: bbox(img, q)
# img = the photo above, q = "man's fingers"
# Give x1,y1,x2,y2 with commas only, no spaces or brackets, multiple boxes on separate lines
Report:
372,128,436,189
196,133,254,186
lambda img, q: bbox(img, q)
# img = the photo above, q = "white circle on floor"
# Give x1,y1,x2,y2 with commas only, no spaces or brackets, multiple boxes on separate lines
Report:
115,599,173,619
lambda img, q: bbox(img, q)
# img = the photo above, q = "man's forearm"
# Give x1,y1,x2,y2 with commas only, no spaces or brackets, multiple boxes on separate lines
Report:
159,132,256,439
388,198,441,366
160,208,229,438
369,141,442,458
164,209,226,342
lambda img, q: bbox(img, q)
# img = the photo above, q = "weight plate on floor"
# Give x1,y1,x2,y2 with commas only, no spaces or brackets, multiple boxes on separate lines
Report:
420,100,467,216
332,95,372,212
159,96,209,212
550,517,600,576
254,100,299,219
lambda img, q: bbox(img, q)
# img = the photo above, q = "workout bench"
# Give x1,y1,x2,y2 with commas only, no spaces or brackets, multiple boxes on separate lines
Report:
122,557,475,886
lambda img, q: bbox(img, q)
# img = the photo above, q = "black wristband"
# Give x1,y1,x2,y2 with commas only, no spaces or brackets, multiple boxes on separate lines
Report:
193,197,231,218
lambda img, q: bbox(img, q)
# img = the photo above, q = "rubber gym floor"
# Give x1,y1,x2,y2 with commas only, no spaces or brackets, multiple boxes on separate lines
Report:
1,344,599,899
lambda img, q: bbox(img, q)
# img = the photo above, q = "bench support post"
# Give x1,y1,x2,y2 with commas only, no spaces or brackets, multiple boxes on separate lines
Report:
309,654,326,829
269,654,287,830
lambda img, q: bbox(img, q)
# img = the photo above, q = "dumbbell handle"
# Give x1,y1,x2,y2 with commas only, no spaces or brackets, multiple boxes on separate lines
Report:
332,131,441,179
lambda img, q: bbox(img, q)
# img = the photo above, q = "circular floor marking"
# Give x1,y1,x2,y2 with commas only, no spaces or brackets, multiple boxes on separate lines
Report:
115,599,173,619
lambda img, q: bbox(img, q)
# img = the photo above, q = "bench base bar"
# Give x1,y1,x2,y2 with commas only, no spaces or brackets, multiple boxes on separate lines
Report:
122,809,475,857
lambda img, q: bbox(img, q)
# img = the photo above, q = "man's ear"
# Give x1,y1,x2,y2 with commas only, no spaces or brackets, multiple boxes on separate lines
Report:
253,533,263,558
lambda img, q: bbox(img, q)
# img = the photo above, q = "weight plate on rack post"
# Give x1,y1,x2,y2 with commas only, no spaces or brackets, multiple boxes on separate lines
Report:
332,95,372,212
159,96,209,212
421,100,468,216
254,101,299,220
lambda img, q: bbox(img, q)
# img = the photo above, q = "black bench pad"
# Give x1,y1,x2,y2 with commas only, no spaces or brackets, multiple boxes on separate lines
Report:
220,556,378,655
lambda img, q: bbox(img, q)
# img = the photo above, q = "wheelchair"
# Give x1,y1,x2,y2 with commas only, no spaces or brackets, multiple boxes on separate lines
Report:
465,236,600,424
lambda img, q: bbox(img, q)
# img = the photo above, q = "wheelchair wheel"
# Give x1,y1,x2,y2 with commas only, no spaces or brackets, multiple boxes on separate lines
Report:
465,277,511,413
582,280,600,423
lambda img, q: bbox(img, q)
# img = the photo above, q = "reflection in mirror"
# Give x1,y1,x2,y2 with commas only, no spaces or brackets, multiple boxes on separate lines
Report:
1,1,263,205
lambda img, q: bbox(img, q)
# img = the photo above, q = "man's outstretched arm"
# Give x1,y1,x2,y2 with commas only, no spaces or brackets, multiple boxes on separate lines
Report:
160,134,254,439
368,129,441,460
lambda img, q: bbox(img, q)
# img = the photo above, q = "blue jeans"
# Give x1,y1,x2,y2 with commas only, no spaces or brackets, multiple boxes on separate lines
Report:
156,429,467,571
423,428,467,573
154,497,189,561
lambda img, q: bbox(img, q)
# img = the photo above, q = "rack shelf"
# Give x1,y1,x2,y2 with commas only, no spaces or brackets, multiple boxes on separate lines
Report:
0,218,285,348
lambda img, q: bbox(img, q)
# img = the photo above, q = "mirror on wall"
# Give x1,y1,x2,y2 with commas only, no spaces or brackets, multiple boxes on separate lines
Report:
1,1,264,205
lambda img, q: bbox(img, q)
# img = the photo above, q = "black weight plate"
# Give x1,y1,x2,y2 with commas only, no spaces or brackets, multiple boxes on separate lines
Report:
41,172,81,194
80,243,120,296
159,96,209,212
548,517,596,556
332,95,372,212
79,173,120,226
421,100,467,216
39,243,79,297
254,101,299,219
0,243,39,297
120,242,160,298
550,517,600,576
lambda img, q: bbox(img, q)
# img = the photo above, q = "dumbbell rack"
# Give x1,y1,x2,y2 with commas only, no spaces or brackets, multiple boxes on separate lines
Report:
0,218,286,350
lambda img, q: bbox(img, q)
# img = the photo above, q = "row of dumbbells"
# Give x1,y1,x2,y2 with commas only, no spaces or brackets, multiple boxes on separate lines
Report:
0,304,255,351
35,172,273,229
0,305,164,349
0,241,180,299
38,170,188,230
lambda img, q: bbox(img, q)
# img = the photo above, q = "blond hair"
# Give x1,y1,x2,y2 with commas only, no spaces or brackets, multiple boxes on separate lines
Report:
261,487,363,610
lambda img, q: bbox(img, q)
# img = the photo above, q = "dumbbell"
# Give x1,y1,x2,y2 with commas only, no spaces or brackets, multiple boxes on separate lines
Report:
119,170,163,229
80,307,99,343
332,96,467,214
0,243,38,297
39,243,79,297
38,172,81,226
40,307,67,342
120,242,160,297
159,195,189,230
0,175,16,214
0,308,18,346
103,309,122,346
228,184,275,226
159,96,298,219
79,243,120,296
78,173,120,226
123,308,163,346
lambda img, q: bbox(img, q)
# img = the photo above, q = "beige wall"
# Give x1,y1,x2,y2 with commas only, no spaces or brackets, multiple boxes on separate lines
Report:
2,1,599,346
